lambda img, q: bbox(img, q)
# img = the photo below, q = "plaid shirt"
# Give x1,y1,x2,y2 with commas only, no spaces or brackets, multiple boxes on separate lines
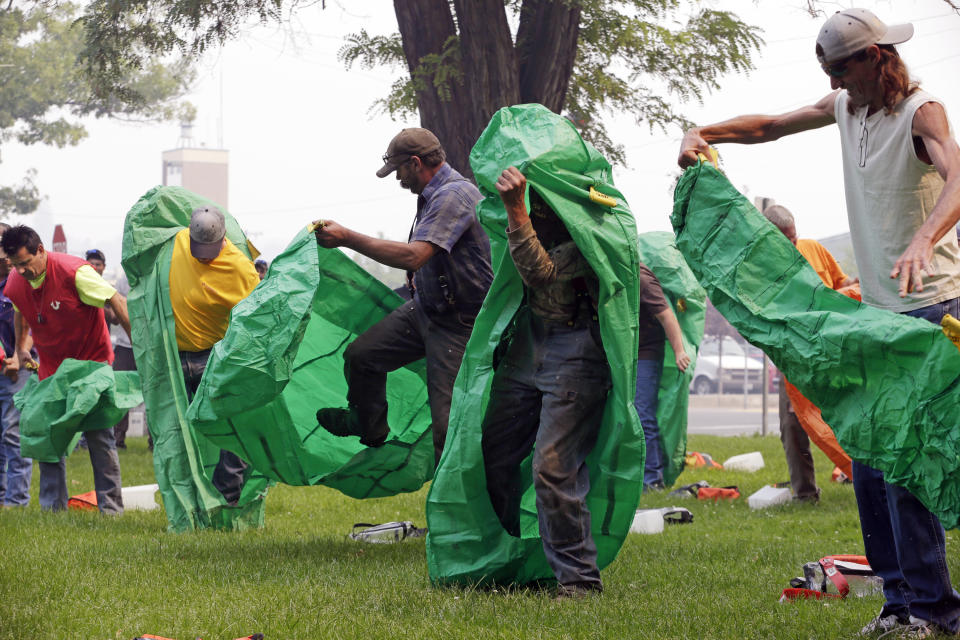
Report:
410,163,492,316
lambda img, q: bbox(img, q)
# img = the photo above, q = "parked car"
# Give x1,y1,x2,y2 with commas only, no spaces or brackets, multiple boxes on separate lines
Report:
691,336,765,394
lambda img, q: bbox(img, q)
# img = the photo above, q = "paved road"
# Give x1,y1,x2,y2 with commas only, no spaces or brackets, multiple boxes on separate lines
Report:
687,404,781,437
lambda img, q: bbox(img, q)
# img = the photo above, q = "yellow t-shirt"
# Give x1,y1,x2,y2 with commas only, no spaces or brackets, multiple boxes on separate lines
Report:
168,228,260,352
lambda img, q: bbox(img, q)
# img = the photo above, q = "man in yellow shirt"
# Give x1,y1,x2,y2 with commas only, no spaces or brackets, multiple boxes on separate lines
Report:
168,206,260,505
762,204,856,503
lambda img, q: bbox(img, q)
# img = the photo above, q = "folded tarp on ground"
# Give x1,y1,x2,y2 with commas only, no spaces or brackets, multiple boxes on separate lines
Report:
636,232,707,487
426,103,642,586
672,161,960,528
14,359,142,462
186,226,435,497
123,186,271,532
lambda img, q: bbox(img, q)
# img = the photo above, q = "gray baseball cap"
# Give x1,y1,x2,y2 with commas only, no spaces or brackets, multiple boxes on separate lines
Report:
376,128,442,178
189,206,226,260
817,8,913,63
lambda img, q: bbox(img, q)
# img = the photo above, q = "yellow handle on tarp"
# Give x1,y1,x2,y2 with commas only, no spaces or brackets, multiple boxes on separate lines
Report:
697,147,719,168
589,186,617,208
941,314,960,352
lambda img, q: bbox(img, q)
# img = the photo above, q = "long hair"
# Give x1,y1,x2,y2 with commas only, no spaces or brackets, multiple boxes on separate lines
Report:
847,44,919,115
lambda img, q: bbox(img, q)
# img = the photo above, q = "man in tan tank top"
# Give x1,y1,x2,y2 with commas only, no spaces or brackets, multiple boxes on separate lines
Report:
677,8,960,638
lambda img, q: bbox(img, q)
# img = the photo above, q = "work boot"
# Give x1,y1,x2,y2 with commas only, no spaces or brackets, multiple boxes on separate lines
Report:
316,407,388,448
316,408,361,437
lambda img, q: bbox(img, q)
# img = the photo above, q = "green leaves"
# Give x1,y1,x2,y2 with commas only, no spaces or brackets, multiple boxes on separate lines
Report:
0,3,194,217
0,169,41,218
569,1,763,164
339,0,762,166
59,0,765,174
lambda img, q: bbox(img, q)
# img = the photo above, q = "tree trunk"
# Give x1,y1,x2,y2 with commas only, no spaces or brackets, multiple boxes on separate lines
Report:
394,0,582,179
451,0,521,156
393,0,474,175
515,0,581,111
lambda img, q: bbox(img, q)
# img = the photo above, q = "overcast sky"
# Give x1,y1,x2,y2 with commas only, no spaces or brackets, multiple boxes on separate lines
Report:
2,0,958,276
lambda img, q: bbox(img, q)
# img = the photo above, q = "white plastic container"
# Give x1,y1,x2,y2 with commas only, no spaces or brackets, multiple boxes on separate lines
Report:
748,485,792,509
121,483,160,511
127,404,146,437
723,451,765,472
630,509,665,535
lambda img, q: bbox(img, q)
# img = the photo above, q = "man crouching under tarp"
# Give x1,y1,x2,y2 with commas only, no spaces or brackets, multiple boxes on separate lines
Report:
483,166,611,596
123,187,271,532
426,104,642,592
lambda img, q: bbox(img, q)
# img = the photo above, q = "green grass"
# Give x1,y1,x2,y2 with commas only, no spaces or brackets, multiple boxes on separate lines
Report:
1,434,957,640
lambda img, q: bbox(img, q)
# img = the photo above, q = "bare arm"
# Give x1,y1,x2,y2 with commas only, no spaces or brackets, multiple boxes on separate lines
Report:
314,220,437,271
678,93,839,168
107,292,131,341
890,102,960,296
4,310,37,380
654,308,691,372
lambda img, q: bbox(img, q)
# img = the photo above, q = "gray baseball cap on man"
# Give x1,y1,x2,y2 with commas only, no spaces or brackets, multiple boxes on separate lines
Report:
189,206,226,260
376,128,442,178
816,8,913,63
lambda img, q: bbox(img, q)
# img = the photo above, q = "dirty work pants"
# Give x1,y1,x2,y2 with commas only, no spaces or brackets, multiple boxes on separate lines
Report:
179,349,247,506
853,296,960,632
482,309,611,588
343,301,474,466
778,384,819,500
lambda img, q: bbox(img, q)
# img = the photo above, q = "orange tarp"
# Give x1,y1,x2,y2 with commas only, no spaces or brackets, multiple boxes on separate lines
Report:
784,380,853,479
780,282,860,480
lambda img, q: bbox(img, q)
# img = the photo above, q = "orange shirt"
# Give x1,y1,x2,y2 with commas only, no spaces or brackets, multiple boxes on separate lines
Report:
796,238,849,290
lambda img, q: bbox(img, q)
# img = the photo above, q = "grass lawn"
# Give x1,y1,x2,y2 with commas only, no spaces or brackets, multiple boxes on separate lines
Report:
1,433,957,640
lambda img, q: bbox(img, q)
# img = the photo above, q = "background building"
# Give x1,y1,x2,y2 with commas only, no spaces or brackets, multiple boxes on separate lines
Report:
161,120,229,210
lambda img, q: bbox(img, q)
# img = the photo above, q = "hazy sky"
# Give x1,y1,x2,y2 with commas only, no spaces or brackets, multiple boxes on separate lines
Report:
3,0,958,274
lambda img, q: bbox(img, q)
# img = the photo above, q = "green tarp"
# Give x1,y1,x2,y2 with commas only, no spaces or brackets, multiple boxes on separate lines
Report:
672,161,960,529
636,232,707,487
14,359,142,463
426,104,643,586
186,227,435,497
123,187,435,532
122,186,272,532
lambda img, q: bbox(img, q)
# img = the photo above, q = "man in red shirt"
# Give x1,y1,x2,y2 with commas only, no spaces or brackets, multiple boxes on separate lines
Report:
1,225,131,513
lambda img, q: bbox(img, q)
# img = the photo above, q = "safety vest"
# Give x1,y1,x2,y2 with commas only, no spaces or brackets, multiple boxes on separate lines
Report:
3,252,112,379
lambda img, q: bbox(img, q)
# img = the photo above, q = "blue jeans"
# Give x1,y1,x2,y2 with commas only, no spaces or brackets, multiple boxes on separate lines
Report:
852,296,960,632
634,357,664,487
482,309,611,587
0,369,32,506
